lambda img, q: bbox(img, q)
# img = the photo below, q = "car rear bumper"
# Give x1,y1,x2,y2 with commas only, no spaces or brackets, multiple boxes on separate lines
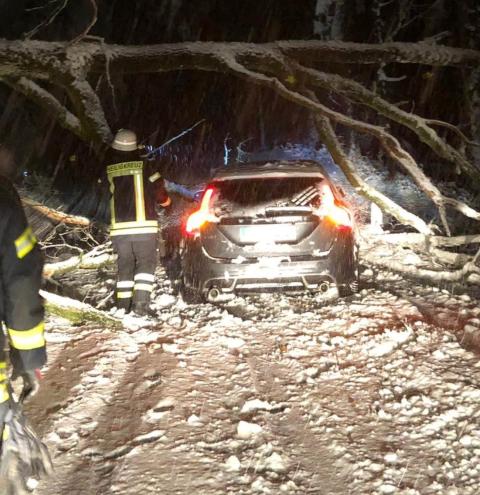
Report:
183,240,357,295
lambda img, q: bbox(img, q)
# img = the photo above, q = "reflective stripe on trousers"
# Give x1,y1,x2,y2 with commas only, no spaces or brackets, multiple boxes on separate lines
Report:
0,362,8,403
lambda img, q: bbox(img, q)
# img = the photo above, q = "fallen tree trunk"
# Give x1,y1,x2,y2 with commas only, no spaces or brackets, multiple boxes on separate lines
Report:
2,38,479,234
43,244,114,278
22,197,90,227
366,233,480,248
360,231,480,285
362,252,480,284
40,290,120,327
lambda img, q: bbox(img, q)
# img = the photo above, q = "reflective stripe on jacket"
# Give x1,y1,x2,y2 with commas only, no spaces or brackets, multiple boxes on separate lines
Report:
106,150,170,237
0,177,46,391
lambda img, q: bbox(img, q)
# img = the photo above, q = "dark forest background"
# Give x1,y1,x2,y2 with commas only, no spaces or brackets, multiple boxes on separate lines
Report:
0,0,479,197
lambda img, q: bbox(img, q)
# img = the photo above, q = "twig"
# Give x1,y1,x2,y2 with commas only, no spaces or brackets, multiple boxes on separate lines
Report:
146,119,206,159
24,0,69,39
40,242,83,254
25,0,59,12
69,0,98,45
425,119,480,147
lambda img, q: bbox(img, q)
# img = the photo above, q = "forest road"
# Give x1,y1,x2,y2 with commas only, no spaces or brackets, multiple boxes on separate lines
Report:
27,269,480,495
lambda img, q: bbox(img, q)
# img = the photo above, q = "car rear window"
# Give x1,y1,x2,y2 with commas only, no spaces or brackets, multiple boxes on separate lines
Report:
213,177,322,205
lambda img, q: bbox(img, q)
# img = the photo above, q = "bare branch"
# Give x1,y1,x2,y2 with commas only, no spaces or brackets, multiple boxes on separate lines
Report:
370,233,480,247
305,98,432,234
24,0,69,40
425,119,480,147
361,231,480,284
63,78,112,144
69,0,98,45
1,76,87,140
21,196,90,227
43,244,114,278
294,63,480,184
362,250,480,284
219,53,461,232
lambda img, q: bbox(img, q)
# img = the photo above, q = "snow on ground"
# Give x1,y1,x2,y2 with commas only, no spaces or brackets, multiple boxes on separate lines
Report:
24,254,480,495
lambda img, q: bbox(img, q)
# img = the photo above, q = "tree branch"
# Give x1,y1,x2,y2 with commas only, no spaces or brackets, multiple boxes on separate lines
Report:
0,39,479,81
220,53,466,233
63,78,112,144
312,113,432,234
69,0,98,45
362,249,480,284
369,233,480,247
1,76,88,140
21,196,90,227
24,0,69,40
294,64,480,184
43,244,114,278
425,119,480,147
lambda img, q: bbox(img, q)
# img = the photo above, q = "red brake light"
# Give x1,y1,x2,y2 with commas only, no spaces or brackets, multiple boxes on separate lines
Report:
315,184,353,228
324,203,353,228
185,187,216,235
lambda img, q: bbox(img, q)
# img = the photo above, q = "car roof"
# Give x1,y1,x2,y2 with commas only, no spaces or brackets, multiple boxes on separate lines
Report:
211,160,329,182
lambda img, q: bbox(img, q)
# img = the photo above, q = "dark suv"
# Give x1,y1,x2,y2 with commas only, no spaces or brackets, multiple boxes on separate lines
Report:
180,160,358,302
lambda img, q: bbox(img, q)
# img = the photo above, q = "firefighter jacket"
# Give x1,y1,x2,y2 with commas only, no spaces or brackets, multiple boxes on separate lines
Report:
0,177,46,403
105,150,171,237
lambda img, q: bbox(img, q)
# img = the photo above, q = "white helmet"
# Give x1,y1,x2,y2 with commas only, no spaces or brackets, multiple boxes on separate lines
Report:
111,129,137,151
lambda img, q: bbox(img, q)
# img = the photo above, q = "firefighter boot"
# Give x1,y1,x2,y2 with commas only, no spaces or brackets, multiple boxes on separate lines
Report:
132,302,156,318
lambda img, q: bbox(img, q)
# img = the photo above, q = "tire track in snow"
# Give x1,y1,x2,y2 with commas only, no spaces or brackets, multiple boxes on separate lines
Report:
34,326,177,495
241,331,352,494
25,327,115,436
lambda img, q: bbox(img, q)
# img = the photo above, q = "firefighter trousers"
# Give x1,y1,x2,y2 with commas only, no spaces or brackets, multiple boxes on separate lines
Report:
112,234,157,312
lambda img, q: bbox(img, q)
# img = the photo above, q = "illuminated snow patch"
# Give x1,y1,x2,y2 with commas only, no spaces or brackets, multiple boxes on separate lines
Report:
240,399,273,413
225,455,241,471
264,452,287,473
237,421,263,439
367,327,413,357
187,414,203,426
219,336,246,350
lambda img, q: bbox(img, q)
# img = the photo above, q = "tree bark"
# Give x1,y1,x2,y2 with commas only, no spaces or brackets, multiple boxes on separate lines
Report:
41,289,120,327
22,196,91,227
43,245,114,278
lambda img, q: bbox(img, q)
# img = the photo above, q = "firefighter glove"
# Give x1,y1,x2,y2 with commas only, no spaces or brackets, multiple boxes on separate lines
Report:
10,369,42,403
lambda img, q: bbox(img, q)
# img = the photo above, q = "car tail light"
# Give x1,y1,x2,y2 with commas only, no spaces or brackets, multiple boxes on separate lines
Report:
324,203,353,228
315,184,353,229
185,187,217,235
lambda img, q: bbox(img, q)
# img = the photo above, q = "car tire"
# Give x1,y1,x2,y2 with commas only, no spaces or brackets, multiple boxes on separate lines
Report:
180,275,203,304
337,245,360,297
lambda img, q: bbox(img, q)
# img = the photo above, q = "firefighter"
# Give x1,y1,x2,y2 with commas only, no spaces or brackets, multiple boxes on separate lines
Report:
0,170,47,440
106,129,171,316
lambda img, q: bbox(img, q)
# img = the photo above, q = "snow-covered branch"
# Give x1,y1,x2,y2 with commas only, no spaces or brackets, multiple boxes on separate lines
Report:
311,110,432,234
43,244,114,278
293,64,480,185
21,196,91,227
2,76,86,140
63,78,112,144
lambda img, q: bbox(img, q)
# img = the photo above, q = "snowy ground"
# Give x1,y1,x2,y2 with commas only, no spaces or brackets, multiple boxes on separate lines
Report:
18,150,480,494
25,251,480,495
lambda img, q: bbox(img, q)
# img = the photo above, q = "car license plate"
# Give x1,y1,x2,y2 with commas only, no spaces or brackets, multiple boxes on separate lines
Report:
239,225,296,243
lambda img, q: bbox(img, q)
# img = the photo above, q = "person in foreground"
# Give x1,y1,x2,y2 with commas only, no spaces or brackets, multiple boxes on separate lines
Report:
0,147,50,493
